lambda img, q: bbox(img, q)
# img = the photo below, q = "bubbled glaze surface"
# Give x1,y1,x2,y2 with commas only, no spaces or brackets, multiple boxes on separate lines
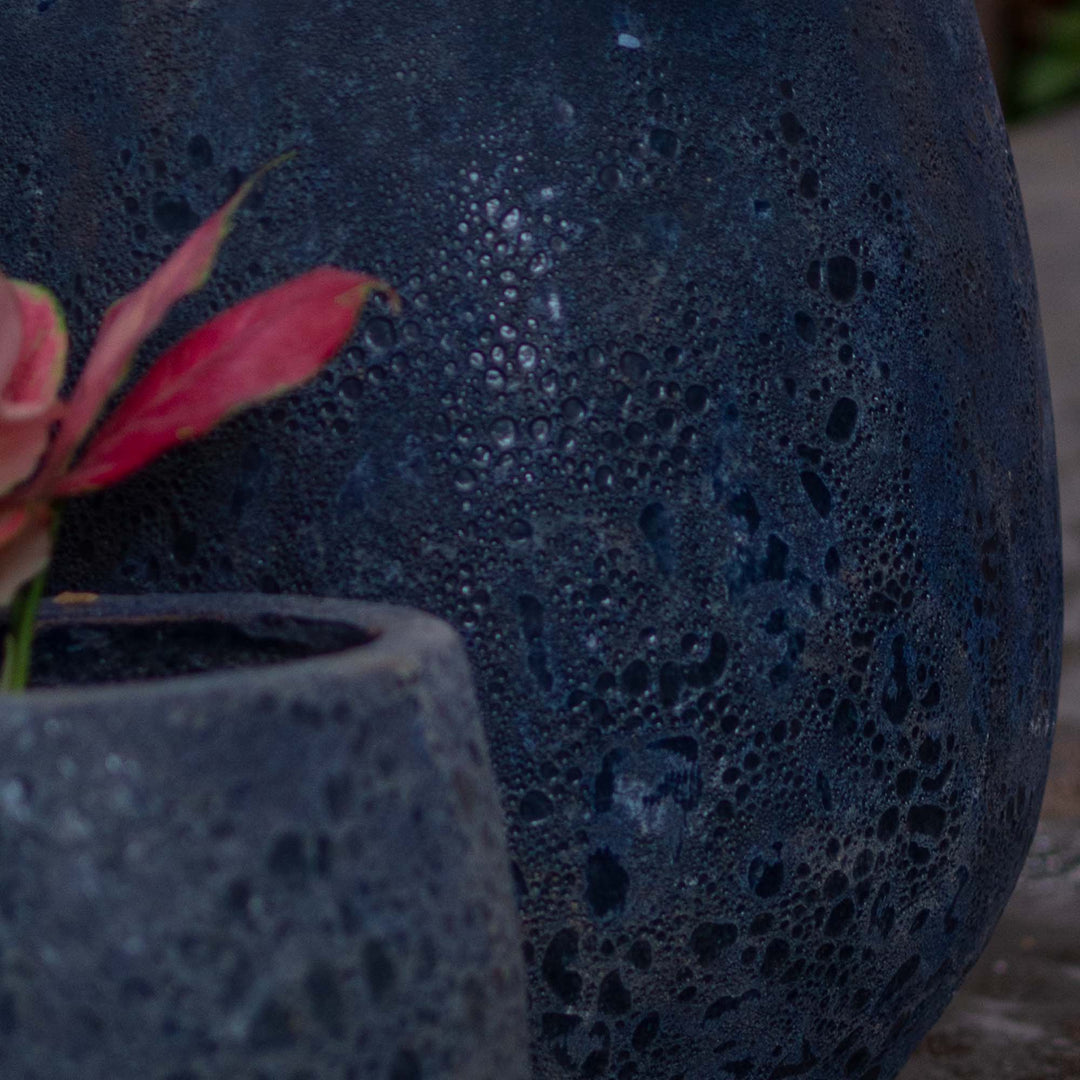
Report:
0,2,1061,1077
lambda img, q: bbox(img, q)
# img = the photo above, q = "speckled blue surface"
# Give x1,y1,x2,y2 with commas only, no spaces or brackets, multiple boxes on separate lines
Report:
0,1,1062,1077
0,598,528,1080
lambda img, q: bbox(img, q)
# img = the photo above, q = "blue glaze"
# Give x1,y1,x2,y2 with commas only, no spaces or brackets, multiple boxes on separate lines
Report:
0,1,1061,1077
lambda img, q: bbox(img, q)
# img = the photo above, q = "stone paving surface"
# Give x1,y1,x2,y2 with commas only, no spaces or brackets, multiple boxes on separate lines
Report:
898,107,1080,1080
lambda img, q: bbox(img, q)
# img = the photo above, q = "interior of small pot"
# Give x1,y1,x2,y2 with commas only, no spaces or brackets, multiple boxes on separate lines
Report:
29,614,376,686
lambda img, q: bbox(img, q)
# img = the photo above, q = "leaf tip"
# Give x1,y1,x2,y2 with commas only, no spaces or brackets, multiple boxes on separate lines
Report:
336,276,402,318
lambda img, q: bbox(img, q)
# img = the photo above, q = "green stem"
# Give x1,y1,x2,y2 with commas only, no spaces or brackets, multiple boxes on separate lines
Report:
1,510,61,693
1,567,47,692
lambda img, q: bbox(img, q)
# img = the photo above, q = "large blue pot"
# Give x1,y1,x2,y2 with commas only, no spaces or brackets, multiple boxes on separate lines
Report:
0,1,1061,1077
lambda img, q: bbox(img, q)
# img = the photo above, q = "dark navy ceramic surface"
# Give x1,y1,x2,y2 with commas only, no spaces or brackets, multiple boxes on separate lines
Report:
0,2,1061,1077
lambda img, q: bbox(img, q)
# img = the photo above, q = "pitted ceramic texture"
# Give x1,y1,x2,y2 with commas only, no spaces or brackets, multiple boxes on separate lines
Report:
0,599,528,1080
0,1,1062,1078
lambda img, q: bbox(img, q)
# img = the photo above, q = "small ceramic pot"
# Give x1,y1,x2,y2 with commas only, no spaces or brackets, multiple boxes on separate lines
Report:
0,593,528,1080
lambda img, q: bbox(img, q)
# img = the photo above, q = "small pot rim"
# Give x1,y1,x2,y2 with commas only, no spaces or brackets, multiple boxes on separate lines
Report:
4,592,461,703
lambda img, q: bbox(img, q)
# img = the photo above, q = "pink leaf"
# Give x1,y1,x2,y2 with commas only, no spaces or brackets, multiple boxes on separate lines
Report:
0,275,22,394
40,151,295,482
0,506,32,547
0,412,60,500
0,283,67,497
1,282,68,420
0,505,52,606
56,269,396,496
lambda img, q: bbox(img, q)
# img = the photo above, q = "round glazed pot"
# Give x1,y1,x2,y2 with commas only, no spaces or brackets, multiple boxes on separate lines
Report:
0,2,1062,1078
0,594,528,1080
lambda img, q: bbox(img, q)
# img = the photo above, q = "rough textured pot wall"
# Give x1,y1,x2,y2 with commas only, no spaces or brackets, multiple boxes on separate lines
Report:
0,596,528,1080
0,2,1061,1078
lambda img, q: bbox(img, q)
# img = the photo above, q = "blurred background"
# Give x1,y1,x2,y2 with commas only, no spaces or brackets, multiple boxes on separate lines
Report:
979,0,1080,117
896,4,1080,1077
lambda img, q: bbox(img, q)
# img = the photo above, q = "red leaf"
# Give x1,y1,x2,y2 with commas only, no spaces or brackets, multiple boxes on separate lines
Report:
56,268,395,496
38,152,294,484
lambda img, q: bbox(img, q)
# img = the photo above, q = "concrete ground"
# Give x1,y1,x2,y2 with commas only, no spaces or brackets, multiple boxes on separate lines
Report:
897,107,1080,1079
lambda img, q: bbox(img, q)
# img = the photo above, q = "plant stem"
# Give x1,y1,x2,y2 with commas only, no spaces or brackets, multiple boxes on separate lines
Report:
1,566,48,692
0,510,60,693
